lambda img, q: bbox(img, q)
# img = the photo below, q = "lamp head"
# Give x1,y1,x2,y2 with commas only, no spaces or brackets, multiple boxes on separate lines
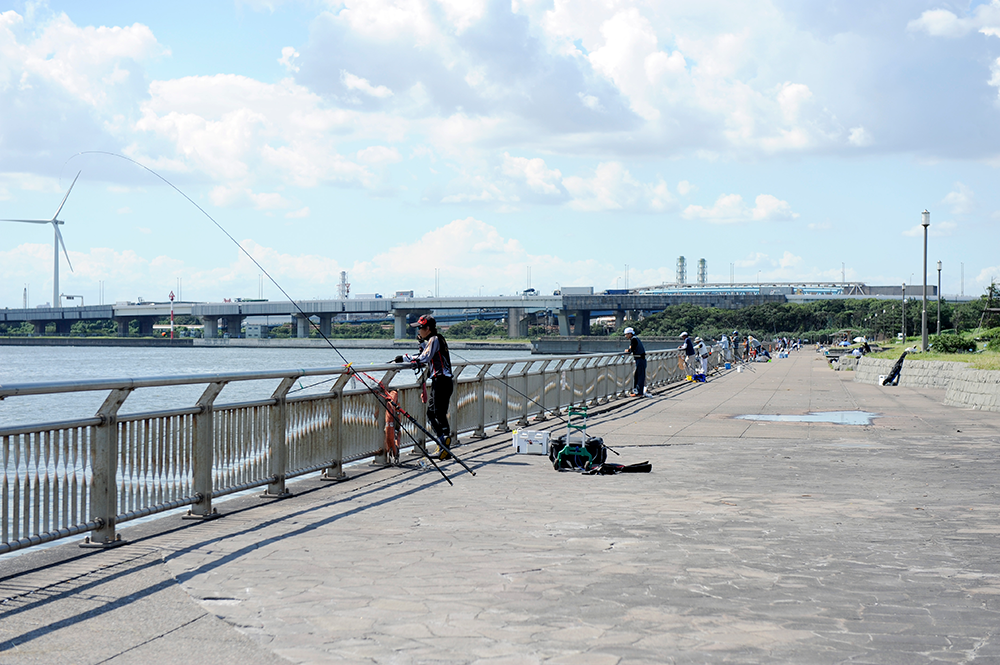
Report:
921,210,930,228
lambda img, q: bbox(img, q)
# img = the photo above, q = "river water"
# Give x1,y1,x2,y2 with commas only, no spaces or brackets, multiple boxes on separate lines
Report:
0,344,533,429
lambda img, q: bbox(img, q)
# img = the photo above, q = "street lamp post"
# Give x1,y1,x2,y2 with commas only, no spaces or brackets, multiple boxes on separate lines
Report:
936,260,942,336
901,283,906,342
921,210,930,352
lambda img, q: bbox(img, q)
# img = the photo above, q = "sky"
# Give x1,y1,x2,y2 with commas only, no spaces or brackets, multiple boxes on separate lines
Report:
1,0,1000,308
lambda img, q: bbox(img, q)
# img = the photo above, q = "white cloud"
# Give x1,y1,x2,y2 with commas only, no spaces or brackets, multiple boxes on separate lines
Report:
908,2,1000,39
279,47,300,73
682,193,797,223
562,162,673,212
902,220,957,237
501,153,563,195
676,180,694,196
285,206,310,219
357,146,402,165
341,70,393,99
943,182,974,214
976,265,1000,284
848,126,872,147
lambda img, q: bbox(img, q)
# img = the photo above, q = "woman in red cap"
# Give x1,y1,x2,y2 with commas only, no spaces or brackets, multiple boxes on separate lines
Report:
404,315,454,459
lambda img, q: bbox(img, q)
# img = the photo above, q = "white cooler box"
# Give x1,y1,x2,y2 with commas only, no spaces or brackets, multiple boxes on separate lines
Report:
512,430,550,455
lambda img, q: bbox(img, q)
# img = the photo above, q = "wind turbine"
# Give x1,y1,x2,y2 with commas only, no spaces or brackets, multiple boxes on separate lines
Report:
1,171,80,308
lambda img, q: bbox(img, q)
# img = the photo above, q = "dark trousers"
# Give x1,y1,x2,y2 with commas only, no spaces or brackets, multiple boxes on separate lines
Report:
633,357,647,394
427,375,453,441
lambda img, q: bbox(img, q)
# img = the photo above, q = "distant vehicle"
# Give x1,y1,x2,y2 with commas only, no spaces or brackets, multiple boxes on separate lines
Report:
522,288,537,296
395,290,414,298
604,289,629,295
561,286,594,295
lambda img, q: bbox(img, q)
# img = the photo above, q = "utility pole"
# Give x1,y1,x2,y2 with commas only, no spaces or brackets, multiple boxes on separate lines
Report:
936,260,942,336
902,282,906,342
921,211,930,352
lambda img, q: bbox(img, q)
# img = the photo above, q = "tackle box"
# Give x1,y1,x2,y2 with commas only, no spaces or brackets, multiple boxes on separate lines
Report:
512,429,550,455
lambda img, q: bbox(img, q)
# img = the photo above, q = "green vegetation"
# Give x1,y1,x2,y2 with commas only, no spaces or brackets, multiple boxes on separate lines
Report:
445,320,508,339
627,294,995,343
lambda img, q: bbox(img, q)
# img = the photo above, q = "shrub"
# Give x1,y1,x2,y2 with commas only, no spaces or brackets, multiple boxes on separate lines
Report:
930,334,975,354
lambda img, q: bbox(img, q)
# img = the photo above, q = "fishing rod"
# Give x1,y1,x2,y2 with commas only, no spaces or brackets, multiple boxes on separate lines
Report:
69,151,472,484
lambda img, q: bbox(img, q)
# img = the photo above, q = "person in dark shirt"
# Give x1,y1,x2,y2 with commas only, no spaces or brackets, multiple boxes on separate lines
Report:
623,327,647,397
679,331,696,375
404,315,454,459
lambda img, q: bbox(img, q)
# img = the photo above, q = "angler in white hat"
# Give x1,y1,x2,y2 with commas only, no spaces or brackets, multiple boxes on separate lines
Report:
623,327,647,396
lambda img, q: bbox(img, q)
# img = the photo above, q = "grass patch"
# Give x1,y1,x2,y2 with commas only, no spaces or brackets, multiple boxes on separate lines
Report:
866,344,1000,370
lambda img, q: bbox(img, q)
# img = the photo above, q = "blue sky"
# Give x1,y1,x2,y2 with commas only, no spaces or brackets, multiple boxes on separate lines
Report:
1,0,999,307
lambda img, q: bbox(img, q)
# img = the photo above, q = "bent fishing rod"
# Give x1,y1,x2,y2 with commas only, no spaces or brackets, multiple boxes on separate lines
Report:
69,151,473,484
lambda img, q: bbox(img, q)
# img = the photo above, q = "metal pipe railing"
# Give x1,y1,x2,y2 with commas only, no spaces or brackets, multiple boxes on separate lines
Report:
1,349,712,554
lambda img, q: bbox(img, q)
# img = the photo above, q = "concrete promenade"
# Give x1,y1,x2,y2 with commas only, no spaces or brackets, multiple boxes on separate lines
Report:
2,349,1000,664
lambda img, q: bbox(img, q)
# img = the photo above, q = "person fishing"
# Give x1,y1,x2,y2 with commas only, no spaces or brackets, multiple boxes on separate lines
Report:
402,315,454,460
623,326,647,397
679,331,696,376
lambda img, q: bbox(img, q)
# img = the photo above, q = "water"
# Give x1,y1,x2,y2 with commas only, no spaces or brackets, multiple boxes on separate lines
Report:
0,344,532,428
735,411,879,425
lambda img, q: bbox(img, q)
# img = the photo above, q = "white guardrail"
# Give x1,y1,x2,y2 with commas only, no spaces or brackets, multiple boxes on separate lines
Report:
0,349,713,554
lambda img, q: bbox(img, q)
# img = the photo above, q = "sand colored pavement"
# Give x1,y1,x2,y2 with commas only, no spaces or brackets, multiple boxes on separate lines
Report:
2,349,1000,664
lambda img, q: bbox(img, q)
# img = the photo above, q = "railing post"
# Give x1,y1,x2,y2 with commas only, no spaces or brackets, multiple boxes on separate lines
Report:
373,369,400,465
550,359,567,416
83,388,131,548
263,376,297,498
185,382,225,519
323,374,354,481
472,364,490,438
516,361,532,427
533,360,552,422
494,362,515,432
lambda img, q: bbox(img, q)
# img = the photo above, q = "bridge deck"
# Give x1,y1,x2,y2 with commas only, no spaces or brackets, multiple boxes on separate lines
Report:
3,350,1000,663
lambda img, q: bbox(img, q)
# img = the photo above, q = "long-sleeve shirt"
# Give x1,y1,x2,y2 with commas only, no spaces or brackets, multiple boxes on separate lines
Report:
405,335,452,378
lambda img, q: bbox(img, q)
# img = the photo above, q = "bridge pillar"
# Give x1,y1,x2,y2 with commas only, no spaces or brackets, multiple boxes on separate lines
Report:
295,314,310,338
30,321,45,335
55,320,72,335
224,315,242,338
115,318,129,337
201,317,218,339
507,308,529,338
319,314,332,338
137,317,156,337
394,312,408,339
557,311,570,336
572,310,591,336
615,310,625,330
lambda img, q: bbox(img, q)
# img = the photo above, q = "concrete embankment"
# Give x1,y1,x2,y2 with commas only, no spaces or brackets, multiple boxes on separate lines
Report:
854,355,1000,411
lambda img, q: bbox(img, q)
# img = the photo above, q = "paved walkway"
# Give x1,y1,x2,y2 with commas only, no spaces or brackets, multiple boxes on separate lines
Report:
2,350,1000,664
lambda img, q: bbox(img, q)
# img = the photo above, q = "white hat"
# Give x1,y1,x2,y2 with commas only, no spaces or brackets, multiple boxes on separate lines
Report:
680,332,688,337
624,327,635,335
695,336,702,343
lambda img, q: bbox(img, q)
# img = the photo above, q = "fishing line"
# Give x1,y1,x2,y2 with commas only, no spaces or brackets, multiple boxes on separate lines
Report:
68,151,470,482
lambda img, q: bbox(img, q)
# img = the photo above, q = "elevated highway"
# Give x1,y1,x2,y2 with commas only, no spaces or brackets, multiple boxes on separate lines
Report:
0,290,819,338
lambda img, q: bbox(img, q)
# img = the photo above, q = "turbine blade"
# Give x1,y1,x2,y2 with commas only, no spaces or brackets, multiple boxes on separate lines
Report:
0,218,51,224
52,171,81,221
54,224,73,272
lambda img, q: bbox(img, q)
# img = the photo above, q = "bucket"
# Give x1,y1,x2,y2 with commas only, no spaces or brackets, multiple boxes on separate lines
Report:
725,362,731,370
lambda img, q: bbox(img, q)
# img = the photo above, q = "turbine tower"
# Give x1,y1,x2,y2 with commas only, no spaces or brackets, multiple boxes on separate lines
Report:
1,172,79,308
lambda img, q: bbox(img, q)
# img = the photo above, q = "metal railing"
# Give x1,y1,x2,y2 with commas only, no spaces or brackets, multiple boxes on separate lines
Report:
1,349,711,554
